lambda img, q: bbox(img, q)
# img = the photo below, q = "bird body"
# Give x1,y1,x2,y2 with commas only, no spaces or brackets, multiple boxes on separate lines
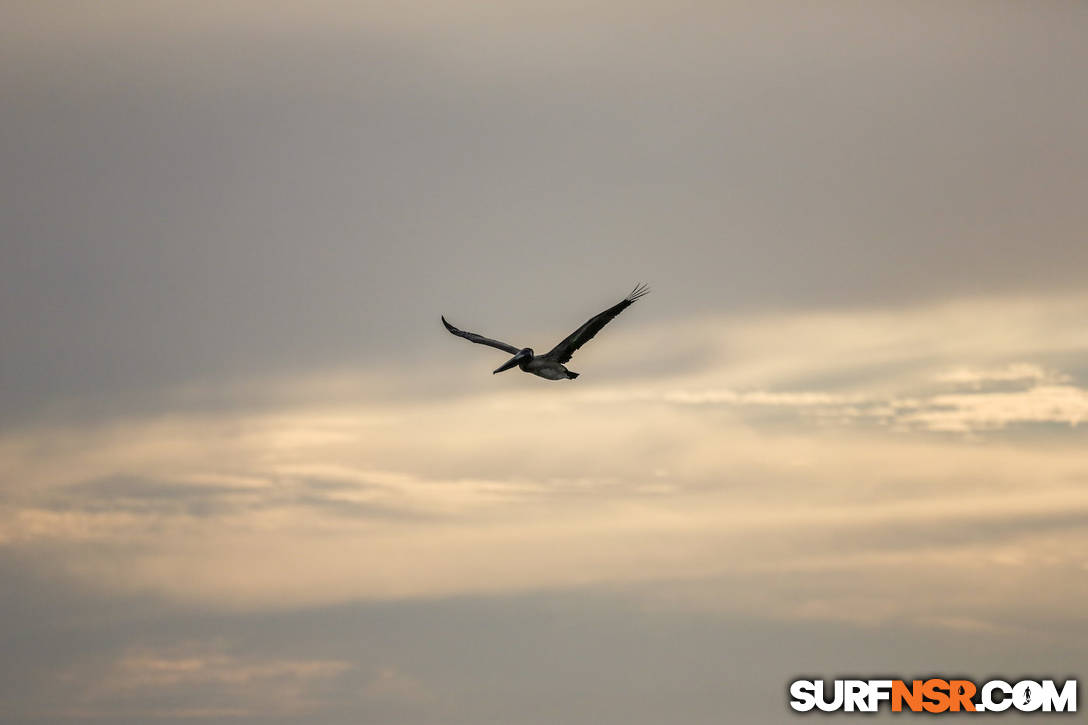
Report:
442,284,649,380
521,356,577,380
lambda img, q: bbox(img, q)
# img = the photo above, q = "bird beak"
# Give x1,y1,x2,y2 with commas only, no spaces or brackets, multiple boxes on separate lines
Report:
493,354,521,374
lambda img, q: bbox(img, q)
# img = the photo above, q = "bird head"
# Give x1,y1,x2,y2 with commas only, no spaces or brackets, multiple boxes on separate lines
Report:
493,348,533,374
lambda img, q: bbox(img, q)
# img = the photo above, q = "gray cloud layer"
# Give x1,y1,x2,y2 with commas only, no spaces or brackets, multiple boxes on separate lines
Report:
2,2,1087,723
4,0,1087,417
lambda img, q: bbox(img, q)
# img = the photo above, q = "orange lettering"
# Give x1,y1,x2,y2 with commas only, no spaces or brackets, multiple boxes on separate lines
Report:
923,678,951,713
892,680,924,712
949,680,976,712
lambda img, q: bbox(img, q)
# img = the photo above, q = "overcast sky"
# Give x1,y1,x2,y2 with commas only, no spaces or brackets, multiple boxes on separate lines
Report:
2,2,1087,723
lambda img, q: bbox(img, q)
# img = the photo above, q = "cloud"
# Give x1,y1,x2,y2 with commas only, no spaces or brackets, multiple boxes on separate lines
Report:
52,640,354,720
639,378,1088,433
899,384,1088,432
3,3,1087,721
935,363,1070,387
1,294,1087,629
4,0,1087,422
361,667,430,704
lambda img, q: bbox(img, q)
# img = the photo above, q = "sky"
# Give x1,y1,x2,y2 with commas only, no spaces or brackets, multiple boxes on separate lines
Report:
2,1,1087,722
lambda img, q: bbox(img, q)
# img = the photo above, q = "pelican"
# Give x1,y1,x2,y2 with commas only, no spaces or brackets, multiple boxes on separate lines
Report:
442,283,650,380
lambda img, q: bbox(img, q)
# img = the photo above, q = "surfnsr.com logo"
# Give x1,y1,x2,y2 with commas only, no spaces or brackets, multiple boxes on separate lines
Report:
789,679,1077,713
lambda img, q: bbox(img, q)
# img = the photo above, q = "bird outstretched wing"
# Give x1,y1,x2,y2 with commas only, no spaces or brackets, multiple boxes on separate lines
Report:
442,316,521,355
542,283,650,364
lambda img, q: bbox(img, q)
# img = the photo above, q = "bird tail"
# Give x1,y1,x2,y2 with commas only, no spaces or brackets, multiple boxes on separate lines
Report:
566,371,580,379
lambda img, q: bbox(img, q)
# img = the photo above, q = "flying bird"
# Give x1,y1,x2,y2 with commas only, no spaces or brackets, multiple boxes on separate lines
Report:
442,283,650,380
